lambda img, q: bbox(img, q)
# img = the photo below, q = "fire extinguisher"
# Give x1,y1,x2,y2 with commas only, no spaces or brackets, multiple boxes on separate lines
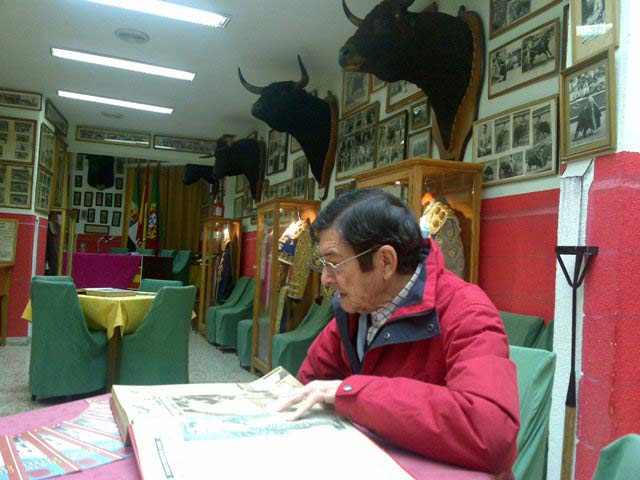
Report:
213,201,224,217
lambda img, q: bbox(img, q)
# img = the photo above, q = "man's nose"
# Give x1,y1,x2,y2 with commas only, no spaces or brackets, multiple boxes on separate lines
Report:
321,268,334,286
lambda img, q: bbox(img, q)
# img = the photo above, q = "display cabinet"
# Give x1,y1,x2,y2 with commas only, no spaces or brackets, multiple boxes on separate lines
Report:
197,217,241,334
354,158,484,284
252,198,321,374
48,208,76,276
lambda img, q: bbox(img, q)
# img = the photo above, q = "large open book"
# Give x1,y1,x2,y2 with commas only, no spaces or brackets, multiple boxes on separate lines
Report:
111,367,413,479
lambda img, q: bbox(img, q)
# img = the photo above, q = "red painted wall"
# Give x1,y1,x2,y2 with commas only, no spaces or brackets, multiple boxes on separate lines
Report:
478,190,559,323
575,152,640,479
240,231,256,278
0,213,37,338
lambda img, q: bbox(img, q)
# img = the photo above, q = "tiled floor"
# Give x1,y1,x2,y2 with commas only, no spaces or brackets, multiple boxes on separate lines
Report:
0,331,257,417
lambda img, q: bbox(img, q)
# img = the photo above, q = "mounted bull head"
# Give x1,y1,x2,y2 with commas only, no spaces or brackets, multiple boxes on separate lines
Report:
238,55,337,197
339,0,484,161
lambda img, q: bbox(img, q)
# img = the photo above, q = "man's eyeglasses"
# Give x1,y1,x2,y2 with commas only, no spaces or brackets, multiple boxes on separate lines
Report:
317,248,376,276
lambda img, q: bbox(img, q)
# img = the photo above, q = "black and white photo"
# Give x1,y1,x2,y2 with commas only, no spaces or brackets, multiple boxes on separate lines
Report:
376,111,407,167
386,80,424,112
266,129,288,176
409,100,431,132
336,102,379,180
490,0,561,38
342,72,370,116
408,129,432,159
572,0,618,63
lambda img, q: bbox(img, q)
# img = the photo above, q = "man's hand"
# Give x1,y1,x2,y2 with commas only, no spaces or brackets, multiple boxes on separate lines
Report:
274,380,343,421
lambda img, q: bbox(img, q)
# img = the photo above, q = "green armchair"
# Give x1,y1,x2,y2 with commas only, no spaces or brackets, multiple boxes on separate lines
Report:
139,278,183,293
31,275,73,283
118,286,196,385
205,277,254,345
500,311,554,351
593,434,640,480
172,250,192,286
29,280,108,400
236,318,254,368
159,249,177,258
109,247,130,254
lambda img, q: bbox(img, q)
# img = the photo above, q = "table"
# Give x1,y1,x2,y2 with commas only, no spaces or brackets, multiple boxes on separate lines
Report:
72,253,141,289
0,395,501,480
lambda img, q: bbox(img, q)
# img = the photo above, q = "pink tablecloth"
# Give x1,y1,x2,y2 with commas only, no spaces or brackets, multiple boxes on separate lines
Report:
72,253,141,289
0,395,500,480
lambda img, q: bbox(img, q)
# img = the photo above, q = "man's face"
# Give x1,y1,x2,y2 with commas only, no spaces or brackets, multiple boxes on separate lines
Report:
317,227,382,314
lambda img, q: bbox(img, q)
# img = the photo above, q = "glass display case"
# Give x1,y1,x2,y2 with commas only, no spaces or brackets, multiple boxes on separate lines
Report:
252,198,321,374
354,158,484,284
197,217,241,334
48,208,76,276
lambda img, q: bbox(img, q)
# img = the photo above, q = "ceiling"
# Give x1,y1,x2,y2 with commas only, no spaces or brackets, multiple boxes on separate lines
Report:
0,0,410,147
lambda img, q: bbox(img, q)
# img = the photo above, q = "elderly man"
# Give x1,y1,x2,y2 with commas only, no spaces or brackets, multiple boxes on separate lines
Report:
278,189,519,474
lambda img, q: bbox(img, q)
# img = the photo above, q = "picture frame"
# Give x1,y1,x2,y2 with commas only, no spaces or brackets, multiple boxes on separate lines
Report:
95,191,104,207
489,19,561,99
0,88,42,111
408,129,433,159
266,129,288,176
111,211,121,227
0,218,18,265
0,164,33,209
560,48,616,162
105,193,113,207
235,174,245,194
234,196,243,218
73,191,81,206
87,209,95,223
490,0,561,39
369,75,386,94
336,102,380,181
76,125,151,148
100,210,108,224
0,116,36,164
276,180,292,199
335,180,357,198
84,191,93,207
50,138,67,209
306,178,315,200
561,3,570,69
115,177,123,190
571,0,618,63
73,208,80,224
386,80,425,112
84,223,109,235
75,175,82,188
153,134,216,155
116,158,125,174
291,156,308,199
75,154,83,172
38,123,55,172
250,208,257,225
34,169,53,213
289,136,302,155
473,95,558,186
409,100,432,132
114,193,122,208
376,110,408,168
242,192,253,218
342,71,370,117
45,99,68,137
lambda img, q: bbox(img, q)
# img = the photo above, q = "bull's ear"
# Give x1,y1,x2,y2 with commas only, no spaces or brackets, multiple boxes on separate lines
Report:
396,0,414,9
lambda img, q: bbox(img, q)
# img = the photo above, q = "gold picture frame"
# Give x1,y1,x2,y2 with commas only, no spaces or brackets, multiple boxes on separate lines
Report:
153,134,215,155
34,168,53,214
341,71,370,117
0,164,33,209
0,88,42,111
571,0,619,63
490,0,561,39
76,125,151,148
0,116,36,164
386,80,425,113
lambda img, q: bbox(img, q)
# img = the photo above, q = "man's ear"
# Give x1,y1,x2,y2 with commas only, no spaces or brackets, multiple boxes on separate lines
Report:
377,245,398,280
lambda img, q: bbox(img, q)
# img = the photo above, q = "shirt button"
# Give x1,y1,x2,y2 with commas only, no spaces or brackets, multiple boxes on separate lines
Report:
427,323,434,332
383,332,391,340
343,385,353,392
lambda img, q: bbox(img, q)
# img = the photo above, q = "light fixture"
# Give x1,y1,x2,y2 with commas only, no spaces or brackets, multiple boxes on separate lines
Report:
85,0,230,28
58,91,173,114
51,48,195,81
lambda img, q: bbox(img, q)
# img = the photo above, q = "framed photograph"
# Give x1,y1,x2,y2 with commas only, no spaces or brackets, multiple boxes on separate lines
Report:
242,193,253,218
250,208,257,225
84,191,93,207
0,116,36,164
560,48,616,161
276,180,292,199
336,102,380,180
408,129,433,159
234,196,243,218
289,136,302,155
114,193,122,208
409,100,432,132
50,139,67,209
306,178,315,200
95,191,104,207
291,156,308,199
572,0,618,63
0,164,33,209
153,134,216,155
489,19,561,99
562,3,570,69
100,210,108,224
73,191,81,206
0,88,42,111
74,175,82,188
116,158,125,174
370,75,386,93
76,125,151,148
376,111,408,168
105,193,113,207
73,209,80,223
473,95,558,186
235,174,245,194
266,129,288,176
35,169,53,213
45,99,68,136
75,154,83,172
342,72,370,117
84,224,109,235
111,211,121,227
87,208,95,223
335,180,357,198
490,0,561,39
386,80,425,112
37,123,55,172
115,177,123,190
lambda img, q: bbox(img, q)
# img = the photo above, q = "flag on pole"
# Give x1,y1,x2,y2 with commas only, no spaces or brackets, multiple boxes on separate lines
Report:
145,166,160,254
137,164,150,249
127,165,140,251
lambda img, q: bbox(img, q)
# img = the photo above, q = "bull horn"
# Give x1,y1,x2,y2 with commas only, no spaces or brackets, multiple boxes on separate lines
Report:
238,67,265,95
295,55,309,90
342,0,362,27
397,0,415,8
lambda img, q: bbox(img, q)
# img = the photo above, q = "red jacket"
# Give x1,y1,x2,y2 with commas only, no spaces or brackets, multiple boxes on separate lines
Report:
298,240,520,474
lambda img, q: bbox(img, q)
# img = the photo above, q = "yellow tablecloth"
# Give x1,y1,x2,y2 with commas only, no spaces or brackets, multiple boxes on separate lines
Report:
22,294,156,339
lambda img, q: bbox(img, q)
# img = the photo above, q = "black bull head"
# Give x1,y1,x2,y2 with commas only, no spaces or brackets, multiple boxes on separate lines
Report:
183,137,264,201
238,55,337,195
340,0,484,161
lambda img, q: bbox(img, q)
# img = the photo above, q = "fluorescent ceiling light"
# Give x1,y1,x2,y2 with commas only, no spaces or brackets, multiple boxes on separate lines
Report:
58,90,173,114
86,0,230,28
51,48,195,81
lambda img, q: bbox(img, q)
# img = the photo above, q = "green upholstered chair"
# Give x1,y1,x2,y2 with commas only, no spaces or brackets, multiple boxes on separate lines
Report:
593,434,640,480
236,318,254,368
159,249,177,258
500,311,554,351
172,250,192,286
510,345,556,480
139,278,183,293
205,277,254,345
109,247,130,254
271,297,333,375
206,278,255,348
137,248,155,255
29,281,108,400
31,275,73,283
118,286,196,385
